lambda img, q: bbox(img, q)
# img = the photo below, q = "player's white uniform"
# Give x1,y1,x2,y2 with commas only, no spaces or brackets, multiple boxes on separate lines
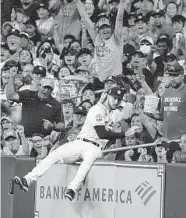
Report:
24,102,132,191
94,33,123,82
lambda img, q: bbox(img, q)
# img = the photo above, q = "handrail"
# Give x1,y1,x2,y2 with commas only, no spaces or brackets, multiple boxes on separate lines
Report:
102,139,180,154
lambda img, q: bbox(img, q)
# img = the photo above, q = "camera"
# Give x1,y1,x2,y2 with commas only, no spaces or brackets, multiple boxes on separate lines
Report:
40,46,52,59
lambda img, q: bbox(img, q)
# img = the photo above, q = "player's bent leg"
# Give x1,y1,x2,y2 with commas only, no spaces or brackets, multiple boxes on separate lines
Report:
65,143,102,201
12,141,83,193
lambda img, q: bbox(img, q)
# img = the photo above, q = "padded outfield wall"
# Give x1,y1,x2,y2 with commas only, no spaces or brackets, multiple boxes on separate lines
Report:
1,157,186,218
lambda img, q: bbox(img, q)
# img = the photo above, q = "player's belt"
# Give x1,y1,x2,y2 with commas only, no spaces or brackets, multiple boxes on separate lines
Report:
76,138,100,147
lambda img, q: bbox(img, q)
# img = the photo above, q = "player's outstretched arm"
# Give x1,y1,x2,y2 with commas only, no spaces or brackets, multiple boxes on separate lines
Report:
95,125,125,140
94,125,139,140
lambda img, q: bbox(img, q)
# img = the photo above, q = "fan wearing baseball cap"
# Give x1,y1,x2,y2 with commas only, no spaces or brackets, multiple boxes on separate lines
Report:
36,3,55,41
150,9,174,38
6,71,62,137
149,63,186,140
6,29,22,61
76,0,126,81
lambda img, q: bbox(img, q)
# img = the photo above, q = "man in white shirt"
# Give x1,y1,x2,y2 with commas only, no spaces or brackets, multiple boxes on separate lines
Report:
11,87,138,201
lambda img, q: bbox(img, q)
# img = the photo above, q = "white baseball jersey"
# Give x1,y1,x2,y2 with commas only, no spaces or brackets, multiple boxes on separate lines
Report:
77,102,133,149
93,33,123,82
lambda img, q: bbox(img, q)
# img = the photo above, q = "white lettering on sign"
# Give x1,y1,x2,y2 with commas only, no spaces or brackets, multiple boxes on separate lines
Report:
164,97,181,103
164,106,178,112
39,186,132,204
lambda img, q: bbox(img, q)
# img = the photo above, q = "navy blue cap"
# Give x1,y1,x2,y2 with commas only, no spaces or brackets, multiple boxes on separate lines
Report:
152,9,165,17
7,29,20,38
108,87,125,99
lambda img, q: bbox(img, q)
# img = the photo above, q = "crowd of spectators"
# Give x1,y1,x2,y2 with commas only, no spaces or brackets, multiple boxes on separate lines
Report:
1,0,186,163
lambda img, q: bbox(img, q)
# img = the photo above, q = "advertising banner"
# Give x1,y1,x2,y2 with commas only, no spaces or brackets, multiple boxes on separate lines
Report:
34,162,165,218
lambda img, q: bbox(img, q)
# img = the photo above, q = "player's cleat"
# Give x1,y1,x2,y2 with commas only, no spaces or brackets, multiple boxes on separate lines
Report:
64,189,75,201
14,176,29,192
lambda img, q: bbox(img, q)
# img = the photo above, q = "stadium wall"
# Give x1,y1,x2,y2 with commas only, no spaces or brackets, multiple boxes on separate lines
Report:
1,157,186,218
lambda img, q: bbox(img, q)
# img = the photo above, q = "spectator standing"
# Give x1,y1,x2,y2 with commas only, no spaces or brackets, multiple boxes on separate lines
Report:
151,63,186,140
52,0,81,46
151,9,174,38
1,22,13,43
76,0,126,81
17,0,39,21
36,3,55,42
6,29,22,62
12,8,26,32
161,63,186,140
6,75,62,137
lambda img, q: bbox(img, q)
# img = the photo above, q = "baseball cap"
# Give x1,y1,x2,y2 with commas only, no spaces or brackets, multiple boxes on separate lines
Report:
16,8,25,15
157,33,169,42
40,78,54,90
97,13,109,21
104,76,118,84
135,14,148,23
133,50,145,58
2,21,13,29
172,15,186,24
3,130,18,141
1,116,12,123
20,32,30,40
152,9,165,17
108,87,125,99
33,66,46,77
77,48,92,58
74,106,87,116
167,62,184,75
164,53,177,63
156,140,180,151
37,3,48,10
1,42,10,51
108,0,120,3
140,36,154,45
2,60,18,71
98,17,111,29
24,19,37,27
155,137,169,146
7,29,20,38
64,34,76,41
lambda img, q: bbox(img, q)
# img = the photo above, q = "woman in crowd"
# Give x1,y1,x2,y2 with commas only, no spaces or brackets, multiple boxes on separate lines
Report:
62,48,78,74
19,49,33,71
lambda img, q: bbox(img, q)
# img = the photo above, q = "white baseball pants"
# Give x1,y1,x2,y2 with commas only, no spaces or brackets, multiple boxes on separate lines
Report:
24,140,103,191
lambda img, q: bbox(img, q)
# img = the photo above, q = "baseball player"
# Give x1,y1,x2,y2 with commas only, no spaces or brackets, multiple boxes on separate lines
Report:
11,87,138,201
